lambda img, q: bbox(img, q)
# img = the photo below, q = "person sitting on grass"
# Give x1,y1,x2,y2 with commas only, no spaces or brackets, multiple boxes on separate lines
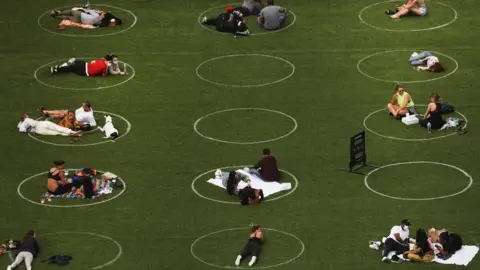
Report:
251,148,280,182
201,6,250,36
222,171,250,196
71,168,96,199
419,92,445,131
17,113,82,137
6,230,39,270
402,228,435,262
47,160,75,199
234,224,264,266
235,0,266,16
388,0,427,19
387,85,416,119
258,0,289,31
409,51,445,72
40,101,97,132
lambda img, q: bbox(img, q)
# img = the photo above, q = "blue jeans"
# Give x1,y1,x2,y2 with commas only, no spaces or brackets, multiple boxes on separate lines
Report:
409,51,431,65
258,13,288,30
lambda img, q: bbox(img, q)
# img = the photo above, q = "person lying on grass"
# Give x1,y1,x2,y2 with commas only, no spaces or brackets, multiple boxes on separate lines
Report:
234,224,264,266
428,227,463,258
222,171,250,195
201,6,250,36
258,0,289,31
387,0,427,19
419,92,445,130
17,113,82,137
40,101,97,132
239,183,264,206
50,55,125,77
387,85,416,119
409,51,445,72
50,1,122,30
7,230,39,270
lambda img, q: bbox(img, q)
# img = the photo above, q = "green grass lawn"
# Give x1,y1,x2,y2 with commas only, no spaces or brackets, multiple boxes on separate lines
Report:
1,0,479,269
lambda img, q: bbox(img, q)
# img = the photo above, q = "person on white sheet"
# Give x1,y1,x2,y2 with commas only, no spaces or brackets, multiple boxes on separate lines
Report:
369,219,411,263
221,170,250,195
17,113,82,136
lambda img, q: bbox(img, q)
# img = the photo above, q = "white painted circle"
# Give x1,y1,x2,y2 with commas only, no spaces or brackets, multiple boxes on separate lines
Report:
358,0,458,32
357,50,458,83
27,110,131,147
191,227,305,269
198,3,297,36
194,108,298,144
37,4,138,37
9,231,122,269
196,54,295,87
363,104,467,141
191,165,298,204
364,161,473,200
34,58,136,90
17,169,127,208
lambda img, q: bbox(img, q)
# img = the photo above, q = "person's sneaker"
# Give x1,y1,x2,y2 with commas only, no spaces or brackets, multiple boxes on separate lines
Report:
201,16,207,24
50,10,58,17
369,241,379,250
382,256,389,262
67,58,76,65
235,255,242,266
391,255,402,263
385,9,396,15
7,265,12,270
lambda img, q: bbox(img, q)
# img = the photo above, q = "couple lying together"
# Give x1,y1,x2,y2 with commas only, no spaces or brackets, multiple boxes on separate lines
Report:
50,1,122,30
45,160,121,202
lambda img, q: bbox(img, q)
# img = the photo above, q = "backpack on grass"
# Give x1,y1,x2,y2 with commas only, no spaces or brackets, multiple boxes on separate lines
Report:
46,254,73,265
439,102,455,114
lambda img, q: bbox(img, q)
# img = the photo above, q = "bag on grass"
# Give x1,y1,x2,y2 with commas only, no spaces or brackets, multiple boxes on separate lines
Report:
439,102,455,114
47,254,73,265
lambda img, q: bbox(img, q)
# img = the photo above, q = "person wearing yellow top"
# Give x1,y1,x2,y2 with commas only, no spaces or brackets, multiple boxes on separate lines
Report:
387,85,416,119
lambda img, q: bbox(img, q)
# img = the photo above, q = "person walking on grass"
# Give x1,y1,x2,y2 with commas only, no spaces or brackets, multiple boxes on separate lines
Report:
7,230,39,270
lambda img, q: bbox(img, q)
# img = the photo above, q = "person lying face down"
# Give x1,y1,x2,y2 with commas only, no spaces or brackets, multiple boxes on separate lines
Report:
389,0,427,19
387,85,416,119
409,51,444,72
201,6,250,36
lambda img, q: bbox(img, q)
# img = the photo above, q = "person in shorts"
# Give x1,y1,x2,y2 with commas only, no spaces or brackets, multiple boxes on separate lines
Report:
390,0,427,19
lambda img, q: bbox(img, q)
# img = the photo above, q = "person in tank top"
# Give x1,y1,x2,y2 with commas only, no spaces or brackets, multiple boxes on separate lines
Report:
419,92,445,130
387,85,416,119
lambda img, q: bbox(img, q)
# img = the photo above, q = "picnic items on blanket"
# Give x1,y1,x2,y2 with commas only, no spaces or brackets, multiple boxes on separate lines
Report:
433,245,479,266
208,168,292,198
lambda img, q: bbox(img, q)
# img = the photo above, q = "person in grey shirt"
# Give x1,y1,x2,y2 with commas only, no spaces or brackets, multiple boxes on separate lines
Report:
258,0,289,30
235,0,265,16
222,171,250,195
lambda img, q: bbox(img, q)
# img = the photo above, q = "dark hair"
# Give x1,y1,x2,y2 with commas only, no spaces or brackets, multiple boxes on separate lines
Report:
430,63,445,72
430,92,441,103
267,0,274,5
24,230,35,240
262,148,270,155
415,228,430,253
226,171,238,195
84,100,92,108
251,225,260,232
394,84,403,92
54,160,65,166
105,55,113,61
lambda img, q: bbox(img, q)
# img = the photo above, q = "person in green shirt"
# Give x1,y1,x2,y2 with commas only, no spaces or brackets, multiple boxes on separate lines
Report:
387,85,416,119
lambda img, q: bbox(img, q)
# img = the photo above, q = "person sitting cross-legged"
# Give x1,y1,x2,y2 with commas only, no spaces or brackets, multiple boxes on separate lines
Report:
251,148,280,182
387,85,416,119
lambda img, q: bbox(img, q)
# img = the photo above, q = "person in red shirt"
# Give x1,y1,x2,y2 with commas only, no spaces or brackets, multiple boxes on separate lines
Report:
50,55,120,76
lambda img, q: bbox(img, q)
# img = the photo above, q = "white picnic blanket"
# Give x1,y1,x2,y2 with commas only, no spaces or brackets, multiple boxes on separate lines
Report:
207,169,292,198
433,245,479,266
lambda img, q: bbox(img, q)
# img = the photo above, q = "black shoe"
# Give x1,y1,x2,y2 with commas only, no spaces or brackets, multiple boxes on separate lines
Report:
50,65,58,74
391,255,402,263
385,9,396,15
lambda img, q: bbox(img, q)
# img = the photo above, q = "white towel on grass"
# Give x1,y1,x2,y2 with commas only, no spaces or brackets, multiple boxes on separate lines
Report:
207,169,292,198
433,245,479,266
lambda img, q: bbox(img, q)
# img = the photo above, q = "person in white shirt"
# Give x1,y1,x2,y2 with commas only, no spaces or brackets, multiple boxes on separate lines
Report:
409,51,445,72
17,113,82,136
369,219,412,263
40,101,97,131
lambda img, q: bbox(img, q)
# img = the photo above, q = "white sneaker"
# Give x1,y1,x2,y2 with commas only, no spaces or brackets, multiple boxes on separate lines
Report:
67,58,76,65
7,265,12,270
248,256,257,266
411,52,418,57
382,256,389,262
202,16,207,23
235,255,242,266
369,242,379,250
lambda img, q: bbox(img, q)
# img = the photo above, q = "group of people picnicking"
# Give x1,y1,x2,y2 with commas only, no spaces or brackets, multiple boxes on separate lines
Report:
369,219,464,263
201,0,289,36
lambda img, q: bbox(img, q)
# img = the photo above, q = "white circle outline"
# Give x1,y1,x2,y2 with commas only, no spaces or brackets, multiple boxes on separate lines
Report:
191,165,298,204
364,161,473,201
191,227,305,269
196,54,295,87
197,3,297,36
194,108,298,144
358,0,458,32
9,231,122,269
37,4,138,37
27,110,132,147
363,104,468,141
17,169,127,208
34,58,136,90
357,50,459,83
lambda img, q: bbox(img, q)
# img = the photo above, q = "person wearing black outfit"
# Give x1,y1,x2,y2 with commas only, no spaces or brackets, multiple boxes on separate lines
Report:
47,160,74,196
235,225,264,266
251,148,281,182
72,168,96,199
7,230,39,270
201,6,250,35
419,92,445,130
